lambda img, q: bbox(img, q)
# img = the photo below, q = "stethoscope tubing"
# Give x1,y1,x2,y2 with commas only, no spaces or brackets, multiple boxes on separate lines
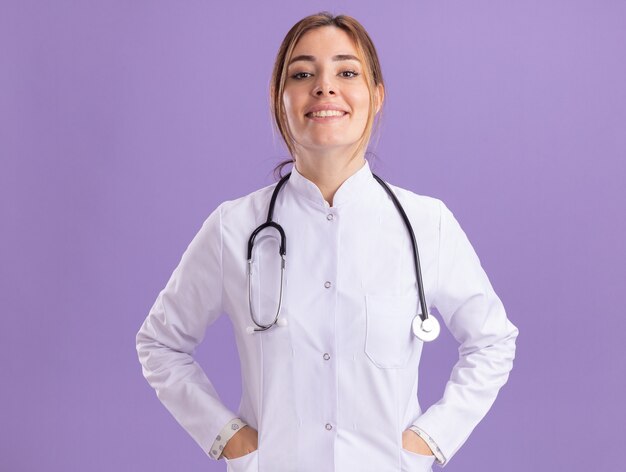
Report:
246,171,437,340
371,174,430,325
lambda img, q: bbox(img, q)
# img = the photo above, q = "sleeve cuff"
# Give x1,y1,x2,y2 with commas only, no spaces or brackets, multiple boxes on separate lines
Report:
208,417,248,460
408,426,447,466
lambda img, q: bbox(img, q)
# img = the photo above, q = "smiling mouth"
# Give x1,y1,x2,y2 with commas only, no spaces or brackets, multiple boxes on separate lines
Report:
305,110,348,119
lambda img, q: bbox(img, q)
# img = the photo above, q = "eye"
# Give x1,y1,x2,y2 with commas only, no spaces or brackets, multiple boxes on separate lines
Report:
340,70,359,78
291,72,312,80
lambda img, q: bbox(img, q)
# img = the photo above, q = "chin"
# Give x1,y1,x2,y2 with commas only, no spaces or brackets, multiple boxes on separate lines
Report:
307,135,361,148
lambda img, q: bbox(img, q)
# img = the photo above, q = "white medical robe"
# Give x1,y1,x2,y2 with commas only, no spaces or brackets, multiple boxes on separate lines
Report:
136,159,519,472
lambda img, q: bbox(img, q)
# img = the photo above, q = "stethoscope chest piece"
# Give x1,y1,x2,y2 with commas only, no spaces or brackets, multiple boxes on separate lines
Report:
412,314,440,342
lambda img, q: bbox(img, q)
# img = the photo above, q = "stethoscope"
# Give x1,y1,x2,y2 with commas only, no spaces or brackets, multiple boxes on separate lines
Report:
246,171,441,342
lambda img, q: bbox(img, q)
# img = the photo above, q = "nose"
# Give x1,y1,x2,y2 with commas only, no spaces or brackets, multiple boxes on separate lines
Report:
312,72,336,96
314,85,335,96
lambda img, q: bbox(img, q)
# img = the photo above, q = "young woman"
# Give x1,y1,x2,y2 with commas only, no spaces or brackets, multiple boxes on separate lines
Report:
136,11,519,472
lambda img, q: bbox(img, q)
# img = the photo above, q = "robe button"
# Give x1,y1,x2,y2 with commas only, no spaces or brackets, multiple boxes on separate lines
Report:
325,423,333,431
324,281,332,289
323,353,330,360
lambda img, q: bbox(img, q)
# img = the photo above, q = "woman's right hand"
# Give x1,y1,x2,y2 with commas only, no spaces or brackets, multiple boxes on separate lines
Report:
222,425,258,460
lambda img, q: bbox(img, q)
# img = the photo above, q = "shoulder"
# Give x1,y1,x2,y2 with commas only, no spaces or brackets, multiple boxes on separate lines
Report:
219,183,276,215
376,180,468,240
385,183,473,248
381,180,446,224
201,182,279,230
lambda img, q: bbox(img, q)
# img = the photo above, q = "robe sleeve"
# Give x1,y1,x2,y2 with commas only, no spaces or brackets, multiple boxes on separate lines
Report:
135,204,238,459
411,199,519,467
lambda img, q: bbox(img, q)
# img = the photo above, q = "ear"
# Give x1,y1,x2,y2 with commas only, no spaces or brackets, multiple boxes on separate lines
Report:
374,83,385,114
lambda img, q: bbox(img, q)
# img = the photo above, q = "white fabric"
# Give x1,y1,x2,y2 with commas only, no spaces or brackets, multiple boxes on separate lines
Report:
214,420,445,464
136,159,519,471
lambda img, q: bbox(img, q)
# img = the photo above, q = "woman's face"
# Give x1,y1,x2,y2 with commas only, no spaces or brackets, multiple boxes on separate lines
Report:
282,26,382,157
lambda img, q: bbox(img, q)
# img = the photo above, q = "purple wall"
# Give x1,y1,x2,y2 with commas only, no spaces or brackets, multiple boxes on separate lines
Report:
2,1,624,470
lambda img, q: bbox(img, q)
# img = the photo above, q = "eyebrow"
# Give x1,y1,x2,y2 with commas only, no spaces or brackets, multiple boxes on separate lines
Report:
288,54,361,65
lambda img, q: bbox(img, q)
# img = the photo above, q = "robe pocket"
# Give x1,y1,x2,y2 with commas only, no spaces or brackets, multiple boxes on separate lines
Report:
365,293,417,368
400,447,436,472
224,448,259,472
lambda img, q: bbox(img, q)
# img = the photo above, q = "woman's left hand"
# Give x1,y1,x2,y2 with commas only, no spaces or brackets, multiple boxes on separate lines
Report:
402,429,434,456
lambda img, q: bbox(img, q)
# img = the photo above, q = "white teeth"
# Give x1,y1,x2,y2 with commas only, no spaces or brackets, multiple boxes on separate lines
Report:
308,110,346,118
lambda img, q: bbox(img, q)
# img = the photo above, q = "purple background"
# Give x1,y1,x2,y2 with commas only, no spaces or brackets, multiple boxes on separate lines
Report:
2,1,625,471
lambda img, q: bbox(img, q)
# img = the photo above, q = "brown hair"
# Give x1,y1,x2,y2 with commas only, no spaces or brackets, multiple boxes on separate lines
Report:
270,11,385,178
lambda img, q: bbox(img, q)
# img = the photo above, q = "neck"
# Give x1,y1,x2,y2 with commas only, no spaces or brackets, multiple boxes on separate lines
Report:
294,146,366,207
